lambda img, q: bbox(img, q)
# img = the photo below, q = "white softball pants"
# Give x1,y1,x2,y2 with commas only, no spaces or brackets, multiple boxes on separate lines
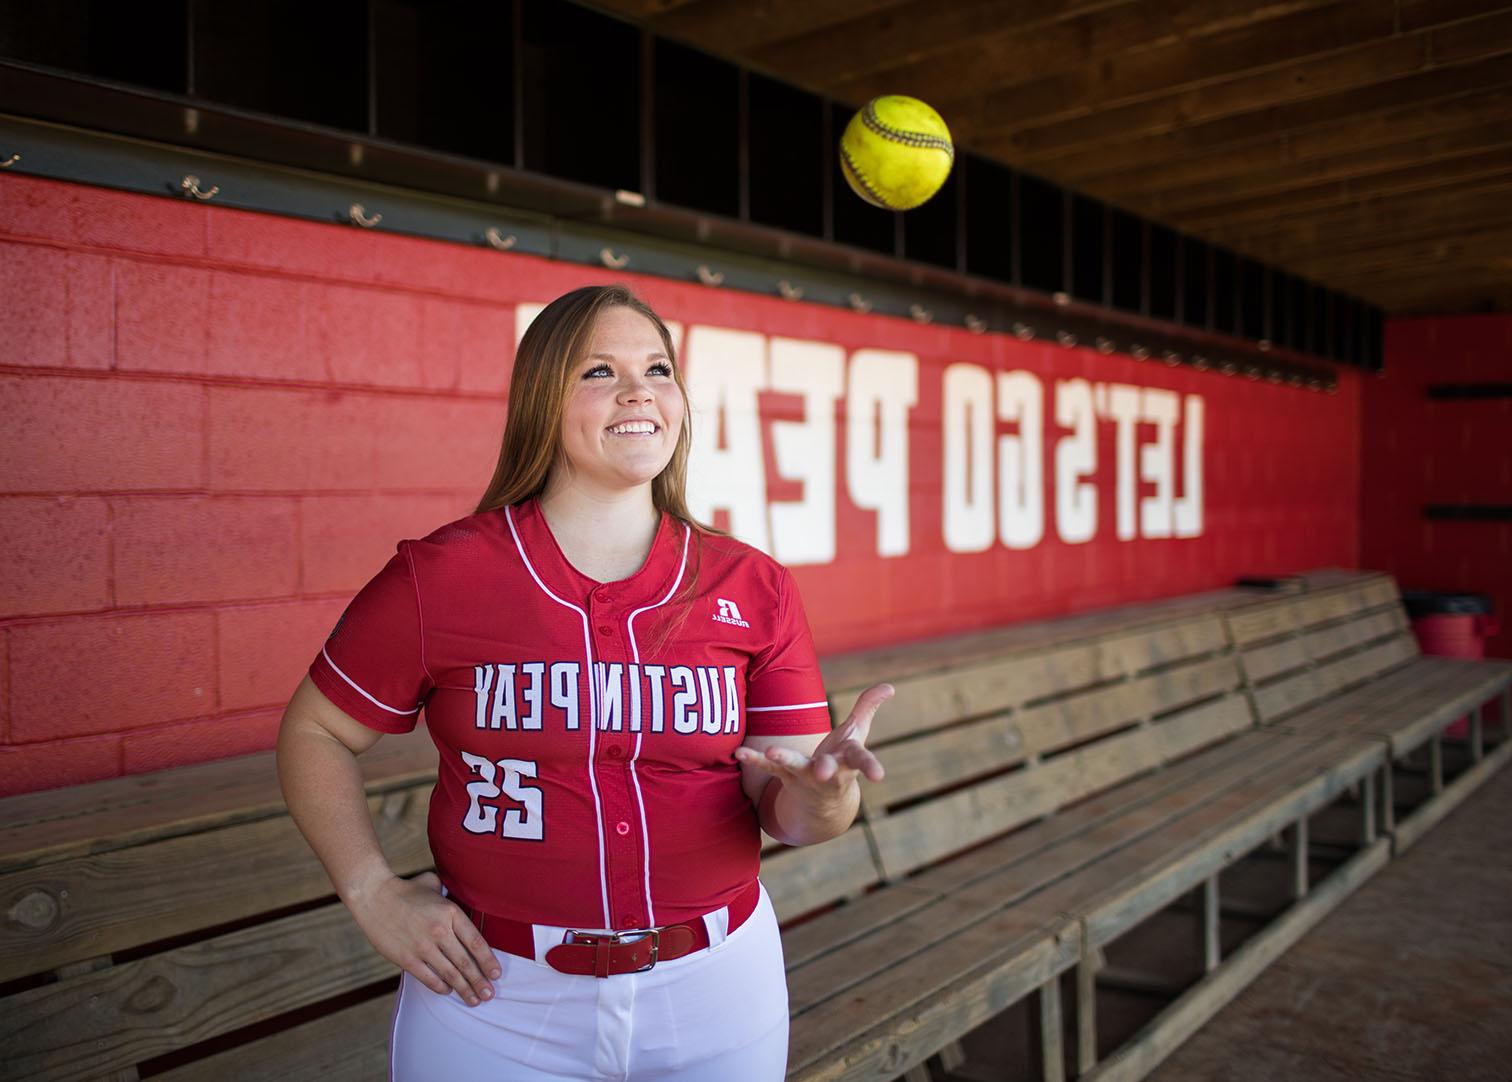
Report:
389,882,789,1081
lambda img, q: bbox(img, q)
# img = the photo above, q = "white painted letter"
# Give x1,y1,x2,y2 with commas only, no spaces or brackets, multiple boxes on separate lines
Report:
996,371,1043,550
769,338,845,565
1174,394,1204,538
1107,383,1142,541
1140,388,1179,538
685,326,770,552
1055,379,1097,544
846,349,919,557
943,363,995,553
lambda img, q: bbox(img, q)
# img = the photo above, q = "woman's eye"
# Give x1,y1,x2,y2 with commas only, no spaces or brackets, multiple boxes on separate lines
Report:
649,362,672,376
584,364,612,379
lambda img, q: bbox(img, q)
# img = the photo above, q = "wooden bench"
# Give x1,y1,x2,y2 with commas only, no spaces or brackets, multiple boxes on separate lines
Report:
3,570,1508,1081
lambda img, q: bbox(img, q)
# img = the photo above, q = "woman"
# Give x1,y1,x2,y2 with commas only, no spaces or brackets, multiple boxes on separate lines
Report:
277,283,891,1081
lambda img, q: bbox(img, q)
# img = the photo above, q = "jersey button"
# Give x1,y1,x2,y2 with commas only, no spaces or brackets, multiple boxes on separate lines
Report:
597,624,613,635
607,745,624,759
595,589,612,603
616,820,630,835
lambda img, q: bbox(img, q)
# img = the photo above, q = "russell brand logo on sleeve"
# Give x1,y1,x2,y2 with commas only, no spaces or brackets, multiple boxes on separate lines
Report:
712,598,750,628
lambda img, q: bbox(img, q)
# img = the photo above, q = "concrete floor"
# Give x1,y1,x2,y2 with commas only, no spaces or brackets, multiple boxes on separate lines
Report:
1147,758,1512,1082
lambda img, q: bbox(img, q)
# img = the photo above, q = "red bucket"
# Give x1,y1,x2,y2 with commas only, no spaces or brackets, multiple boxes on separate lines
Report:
1403,592,1498,738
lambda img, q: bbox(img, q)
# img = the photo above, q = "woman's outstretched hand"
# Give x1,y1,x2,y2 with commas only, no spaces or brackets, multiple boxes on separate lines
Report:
344,869,501,1007
734,683,892,845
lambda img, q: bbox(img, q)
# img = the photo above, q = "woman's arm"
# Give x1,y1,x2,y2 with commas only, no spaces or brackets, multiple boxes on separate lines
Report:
733,683,893,846
276,675,500,1006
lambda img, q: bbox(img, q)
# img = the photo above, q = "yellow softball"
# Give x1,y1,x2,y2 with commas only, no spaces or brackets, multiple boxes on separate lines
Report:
839,95,955,211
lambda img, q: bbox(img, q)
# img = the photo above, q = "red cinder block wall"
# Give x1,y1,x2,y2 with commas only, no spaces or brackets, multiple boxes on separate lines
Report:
1,174,1363,795
1362,316,1512,659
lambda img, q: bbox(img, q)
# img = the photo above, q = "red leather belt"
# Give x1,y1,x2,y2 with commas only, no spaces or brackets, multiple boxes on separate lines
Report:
452,879,761,979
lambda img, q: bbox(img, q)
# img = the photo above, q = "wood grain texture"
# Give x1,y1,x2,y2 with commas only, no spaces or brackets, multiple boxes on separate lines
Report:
0,786,433,984
2,901,395,1081
150,996,394,1082
0,729,437,873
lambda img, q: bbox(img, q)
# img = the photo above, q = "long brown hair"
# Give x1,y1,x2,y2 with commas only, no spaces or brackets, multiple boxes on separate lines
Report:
474,284,700,524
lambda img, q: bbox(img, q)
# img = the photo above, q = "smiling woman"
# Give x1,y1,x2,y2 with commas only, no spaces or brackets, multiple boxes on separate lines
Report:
276,283,892,1081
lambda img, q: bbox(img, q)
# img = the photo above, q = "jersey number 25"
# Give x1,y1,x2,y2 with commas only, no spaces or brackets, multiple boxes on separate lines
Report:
460,751,544,841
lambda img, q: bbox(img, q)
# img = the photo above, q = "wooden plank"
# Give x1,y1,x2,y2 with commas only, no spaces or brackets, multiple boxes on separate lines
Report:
1225,603,1299,647
902,731,1303,903
951,2,1403,141
0,728,437,873
867,712,1027,809
896,730,1294,899
1036,977,1066,1082
1241,633,1311,685
151,996,393,1082
788,926,1079,1082
1077,92,1512,200
1077,737,1383,949
1292,818,1309,900
786,888,1062,1015
2,900,395,1082
781,884,941,971
1297,609,1410,662
1079,839,1392,1082
0,786,433,984
761,827,880,924
870,696,1252,879
1200,877,1220,973
1077,955,1099,1074
1013,657,1244,760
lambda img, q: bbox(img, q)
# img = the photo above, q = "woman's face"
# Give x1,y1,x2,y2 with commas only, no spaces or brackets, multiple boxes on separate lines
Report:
554,306,685,495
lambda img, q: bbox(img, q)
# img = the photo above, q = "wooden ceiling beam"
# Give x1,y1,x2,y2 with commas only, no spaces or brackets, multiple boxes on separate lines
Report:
1288,225,1512,278
952,3,1512,143
976,11,1512,158
752,0,1127,90
1233,203,1512,268
617,0,915,53
816,0,1336,105
1165,153,1512,229
1059,86,1512,196
1199,180,1512,256
1137,126,1512,218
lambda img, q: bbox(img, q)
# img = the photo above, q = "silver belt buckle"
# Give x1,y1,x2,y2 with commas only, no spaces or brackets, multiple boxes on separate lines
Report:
563,927,661,972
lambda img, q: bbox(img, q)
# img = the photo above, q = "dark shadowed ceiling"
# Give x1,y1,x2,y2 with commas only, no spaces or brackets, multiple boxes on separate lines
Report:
590,0,1512,316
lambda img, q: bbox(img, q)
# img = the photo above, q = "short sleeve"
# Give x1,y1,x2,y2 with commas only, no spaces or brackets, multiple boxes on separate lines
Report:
745,567,832,737
307,542,433,734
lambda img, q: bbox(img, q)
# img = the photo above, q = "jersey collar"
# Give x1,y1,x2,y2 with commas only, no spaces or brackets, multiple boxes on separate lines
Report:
506,498,689,610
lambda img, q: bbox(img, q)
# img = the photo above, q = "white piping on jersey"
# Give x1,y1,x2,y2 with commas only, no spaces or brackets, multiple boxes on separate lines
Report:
504,505,611,930
624,523,691,927
320,645,422,715
747,701,829,712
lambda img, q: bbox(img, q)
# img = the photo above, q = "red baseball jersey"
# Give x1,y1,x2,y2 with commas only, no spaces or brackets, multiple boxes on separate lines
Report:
308,498,832,932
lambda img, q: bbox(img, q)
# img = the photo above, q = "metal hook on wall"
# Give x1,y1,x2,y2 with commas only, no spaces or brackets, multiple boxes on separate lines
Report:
1012,322,1035,341
1056,330,1078,348
777,280,803,302
485,227,517,251
1,153,21,169
964,314,987,334
180,175,218,200
848,293,872,314
600,247,629,269
348,203,382,228
910,304,933,324
696,265,724,287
